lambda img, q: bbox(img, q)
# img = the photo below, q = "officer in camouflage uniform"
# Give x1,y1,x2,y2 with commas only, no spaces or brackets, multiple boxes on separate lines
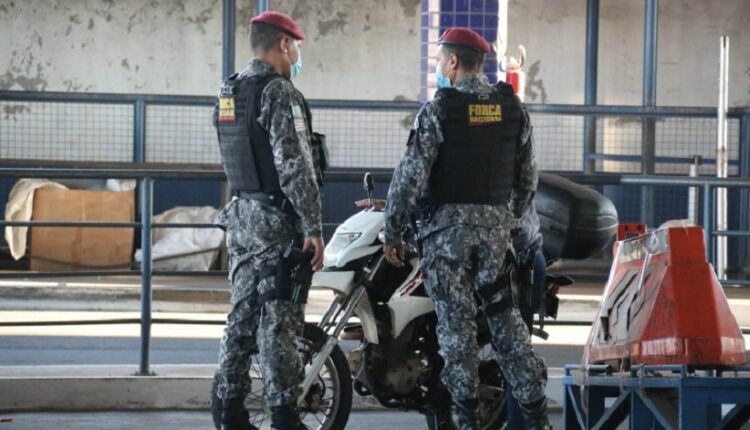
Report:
213,11,325,430
383,28,550,430
507,202,547,429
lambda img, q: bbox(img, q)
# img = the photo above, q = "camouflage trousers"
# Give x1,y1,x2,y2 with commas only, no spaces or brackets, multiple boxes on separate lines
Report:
214,197,305,407
420,225,547,405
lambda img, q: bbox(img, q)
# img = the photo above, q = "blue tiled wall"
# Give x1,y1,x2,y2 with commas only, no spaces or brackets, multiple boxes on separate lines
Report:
421,0,500,101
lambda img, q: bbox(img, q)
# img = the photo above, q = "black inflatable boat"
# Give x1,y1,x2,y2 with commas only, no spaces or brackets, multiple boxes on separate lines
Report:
535,173,618,260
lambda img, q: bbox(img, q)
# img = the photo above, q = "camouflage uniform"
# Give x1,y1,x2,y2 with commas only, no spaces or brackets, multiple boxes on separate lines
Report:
513,203,543,264
507,202,546,429
214,59,322,407
384,74,547,407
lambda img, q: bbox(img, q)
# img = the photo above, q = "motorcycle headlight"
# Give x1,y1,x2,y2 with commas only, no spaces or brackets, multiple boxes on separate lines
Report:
326,232,362,255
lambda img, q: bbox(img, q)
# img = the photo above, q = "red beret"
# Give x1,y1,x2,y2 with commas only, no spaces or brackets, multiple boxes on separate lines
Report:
250,11,305,41
439,27,490,54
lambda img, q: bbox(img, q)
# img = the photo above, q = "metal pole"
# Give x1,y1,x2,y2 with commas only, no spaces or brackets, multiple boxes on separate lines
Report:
704,184,714,265
583,0,600,174
133,99,146,163
641,0,658,227
257,0,269,14
740,114,750,277
138,177,154,375
497,0,509,83
688,155,702,224
716,35,730,279
222,0,236,79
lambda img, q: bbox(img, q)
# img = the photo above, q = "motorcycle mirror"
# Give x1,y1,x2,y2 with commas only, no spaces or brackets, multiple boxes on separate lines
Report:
363,173,374,208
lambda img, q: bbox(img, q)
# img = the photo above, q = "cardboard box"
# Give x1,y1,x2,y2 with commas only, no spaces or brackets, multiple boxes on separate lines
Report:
29,188,135,271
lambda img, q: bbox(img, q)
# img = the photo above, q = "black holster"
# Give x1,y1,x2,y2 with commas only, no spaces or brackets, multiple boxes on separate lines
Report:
477,251,516,317
259,243,314,305
516,252,535,310
278,243,314,304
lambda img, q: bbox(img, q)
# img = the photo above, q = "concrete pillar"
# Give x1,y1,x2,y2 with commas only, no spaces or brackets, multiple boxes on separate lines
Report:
421,0,501,102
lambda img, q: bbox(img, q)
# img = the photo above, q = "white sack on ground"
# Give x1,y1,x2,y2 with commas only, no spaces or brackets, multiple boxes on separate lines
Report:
134,206,224,271
4,179,68,260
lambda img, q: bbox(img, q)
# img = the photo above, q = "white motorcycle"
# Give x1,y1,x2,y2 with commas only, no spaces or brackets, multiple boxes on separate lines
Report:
211,173,509,430
211,171,617,429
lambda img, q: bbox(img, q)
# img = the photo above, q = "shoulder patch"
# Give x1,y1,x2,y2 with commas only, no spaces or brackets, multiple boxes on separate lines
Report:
218,96,235,122
291,103,307,134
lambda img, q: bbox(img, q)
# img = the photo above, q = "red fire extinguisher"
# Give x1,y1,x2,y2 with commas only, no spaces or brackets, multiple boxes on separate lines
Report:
499,45,526,101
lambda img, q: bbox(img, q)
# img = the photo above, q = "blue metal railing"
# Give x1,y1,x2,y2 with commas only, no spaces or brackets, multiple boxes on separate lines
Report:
3,88,750,373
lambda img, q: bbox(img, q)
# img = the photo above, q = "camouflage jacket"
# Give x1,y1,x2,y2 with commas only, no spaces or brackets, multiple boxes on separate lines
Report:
384,73,538,245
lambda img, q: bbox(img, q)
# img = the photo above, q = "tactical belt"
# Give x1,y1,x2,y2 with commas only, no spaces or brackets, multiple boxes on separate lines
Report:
234,191,298,217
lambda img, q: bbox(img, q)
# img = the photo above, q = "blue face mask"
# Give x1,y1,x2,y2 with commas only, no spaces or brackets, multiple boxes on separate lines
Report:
435,63,452,89
291,50,302,79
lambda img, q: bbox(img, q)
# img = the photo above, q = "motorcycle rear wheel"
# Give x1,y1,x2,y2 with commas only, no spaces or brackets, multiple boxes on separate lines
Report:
211,323,353,430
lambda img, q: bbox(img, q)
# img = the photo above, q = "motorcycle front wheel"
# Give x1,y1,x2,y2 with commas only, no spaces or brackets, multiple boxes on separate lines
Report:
211,323,353,430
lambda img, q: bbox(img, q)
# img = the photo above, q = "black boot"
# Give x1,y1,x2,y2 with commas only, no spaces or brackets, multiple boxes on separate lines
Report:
425,388,456,430
519,397,552,430
220,397,257,430
270,403,307,430
454,398,479,430
425,409,457,430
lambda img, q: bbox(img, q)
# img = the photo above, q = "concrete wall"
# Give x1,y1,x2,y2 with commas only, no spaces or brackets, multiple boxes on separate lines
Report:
235,0,422,101
0,0,421,101
507,0,750,107
2,0,748,104
1,0,749,172
0,0,224,95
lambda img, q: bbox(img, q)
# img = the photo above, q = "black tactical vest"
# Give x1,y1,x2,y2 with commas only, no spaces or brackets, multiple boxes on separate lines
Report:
427,82,523,206
214,72,313,194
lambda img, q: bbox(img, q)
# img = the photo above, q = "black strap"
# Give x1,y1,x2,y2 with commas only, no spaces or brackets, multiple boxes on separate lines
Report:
482,298,513,317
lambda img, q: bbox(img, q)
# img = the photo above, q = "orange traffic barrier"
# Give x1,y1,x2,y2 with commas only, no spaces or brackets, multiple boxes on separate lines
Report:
616,223,647,241
583,224,746,370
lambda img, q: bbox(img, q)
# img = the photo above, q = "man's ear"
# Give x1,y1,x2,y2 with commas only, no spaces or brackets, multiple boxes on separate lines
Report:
448,53,459,71
279,35,291,53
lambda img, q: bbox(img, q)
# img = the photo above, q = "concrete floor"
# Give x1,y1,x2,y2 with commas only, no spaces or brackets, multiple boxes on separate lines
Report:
0,410,566,430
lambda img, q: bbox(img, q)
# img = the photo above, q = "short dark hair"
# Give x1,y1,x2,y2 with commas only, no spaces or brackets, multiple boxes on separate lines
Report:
442,43,485,71
251,22,284,52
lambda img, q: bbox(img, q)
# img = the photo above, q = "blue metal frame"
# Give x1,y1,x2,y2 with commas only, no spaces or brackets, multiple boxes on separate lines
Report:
222,0,236,79
563,364,750,429
704,184,715,263
133,99,146,163
257,0,268,14
2,163,750,370
583,0,599,174
589,153,740,167
739,115,750,272
138,177,153,375
6,89,750,117
641,0,659,228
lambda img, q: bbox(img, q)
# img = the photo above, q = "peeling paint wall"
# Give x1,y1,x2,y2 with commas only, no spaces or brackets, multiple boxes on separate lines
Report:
236,0,421,101
1,0,748,105
0,0,224,94
508,0,750,107
0,0,421,100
